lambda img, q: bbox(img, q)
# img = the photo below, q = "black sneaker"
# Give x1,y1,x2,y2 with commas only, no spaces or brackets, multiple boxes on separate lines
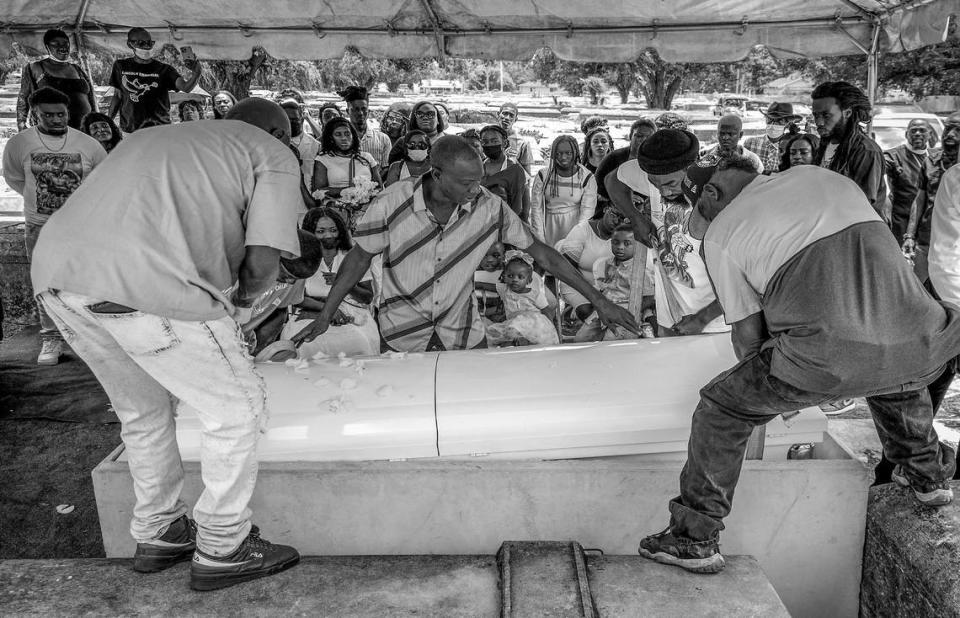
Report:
133,515,197,573
638,527,725,574
891,465,954,506
190,529,300,591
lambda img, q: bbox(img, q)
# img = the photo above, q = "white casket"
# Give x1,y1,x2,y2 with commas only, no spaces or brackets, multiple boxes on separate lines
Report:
174,335,826,462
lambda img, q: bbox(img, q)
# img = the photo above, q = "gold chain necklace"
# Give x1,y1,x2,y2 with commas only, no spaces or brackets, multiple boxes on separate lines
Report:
35,129,68,153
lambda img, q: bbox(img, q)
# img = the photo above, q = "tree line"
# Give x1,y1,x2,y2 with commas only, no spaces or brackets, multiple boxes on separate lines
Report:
2,38,957,110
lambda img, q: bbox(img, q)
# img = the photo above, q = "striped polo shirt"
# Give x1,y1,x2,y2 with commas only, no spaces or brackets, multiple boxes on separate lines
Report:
353,176,534,352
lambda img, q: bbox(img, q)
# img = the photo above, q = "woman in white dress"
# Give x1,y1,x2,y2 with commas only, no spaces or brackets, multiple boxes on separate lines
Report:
530,134,598,247
312,116,382,199
281,207,380,358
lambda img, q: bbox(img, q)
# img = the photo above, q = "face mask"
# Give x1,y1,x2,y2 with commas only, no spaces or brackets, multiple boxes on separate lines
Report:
766,124,786,140
46,54,71,64
482,144,504,160
407,149,429,162
906,145,927,155
133,48,154,60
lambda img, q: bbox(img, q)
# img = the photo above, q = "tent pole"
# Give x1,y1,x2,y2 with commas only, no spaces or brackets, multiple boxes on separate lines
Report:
866,20,881,109
73,0,93,84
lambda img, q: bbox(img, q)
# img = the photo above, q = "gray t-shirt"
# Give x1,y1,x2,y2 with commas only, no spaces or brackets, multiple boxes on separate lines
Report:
704,166,960,395
32,120,302,321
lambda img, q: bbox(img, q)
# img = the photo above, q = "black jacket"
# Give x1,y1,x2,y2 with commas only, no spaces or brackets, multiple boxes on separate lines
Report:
816,129,886,217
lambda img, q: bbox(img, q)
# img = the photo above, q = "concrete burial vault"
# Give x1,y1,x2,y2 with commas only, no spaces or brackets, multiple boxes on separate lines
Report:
93,336,869,617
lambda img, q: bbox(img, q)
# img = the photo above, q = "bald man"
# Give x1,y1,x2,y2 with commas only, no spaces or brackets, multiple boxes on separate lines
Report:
700,114,763,172
31,98,302,591
293,135,639,352
885,118,935,242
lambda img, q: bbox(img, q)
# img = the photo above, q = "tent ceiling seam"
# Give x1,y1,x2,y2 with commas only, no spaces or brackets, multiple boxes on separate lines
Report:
54,16,872,37
417,0,446,60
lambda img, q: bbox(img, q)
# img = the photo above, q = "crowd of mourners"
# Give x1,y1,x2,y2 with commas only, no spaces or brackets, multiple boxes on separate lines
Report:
7,26,960,588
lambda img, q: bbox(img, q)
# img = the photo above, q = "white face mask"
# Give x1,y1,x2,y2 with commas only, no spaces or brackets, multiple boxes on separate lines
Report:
133,48,154,60
46,54,71,64
407,148,429,162
766,124,786,140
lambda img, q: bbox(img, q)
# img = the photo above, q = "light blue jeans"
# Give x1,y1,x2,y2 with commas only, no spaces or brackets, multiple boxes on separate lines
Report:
39,289,267,556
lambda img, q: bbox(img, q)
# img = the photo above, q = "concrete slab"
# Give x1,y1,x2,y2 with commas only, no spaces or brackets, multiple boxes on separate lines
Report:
0,554,785,617
93,454,868,617
589,555,789,617
861,482,960,617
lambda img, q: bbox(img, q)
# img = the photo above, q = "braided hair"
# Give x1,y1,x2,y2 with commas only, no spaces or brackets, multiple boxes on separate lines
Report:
542,134,582,198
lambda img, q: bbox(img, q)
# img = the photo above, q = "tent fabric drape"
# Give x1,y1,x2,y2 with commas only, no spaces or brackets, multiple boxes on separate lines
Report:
0,0,954,61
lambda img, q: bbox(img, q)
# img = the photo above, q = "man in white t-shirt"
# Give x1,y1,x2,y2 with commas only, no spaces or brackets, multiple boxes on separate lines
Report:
32,98,302,591
2,86,106,364
637,158,960,575
632,129,728,336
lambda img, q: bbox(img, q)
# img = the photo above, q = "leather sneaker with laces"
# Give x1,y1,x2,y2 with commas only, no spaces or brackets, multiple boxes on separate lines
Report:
133,515,197,573
638,527,725,574
37,339,63,366
190,529,300,591
891,465,954,506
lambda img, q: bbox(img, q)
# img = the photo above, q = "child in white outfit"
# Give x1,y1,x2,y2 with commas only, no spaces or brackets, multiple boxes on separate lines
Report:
576,225,655,341
485,250,559,346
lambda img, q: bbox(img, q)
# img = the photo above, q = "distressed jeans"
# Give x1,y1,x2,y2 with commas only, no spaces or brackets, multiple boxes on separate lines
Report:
24,223,61,341
669,347,957,542
39,289,266,556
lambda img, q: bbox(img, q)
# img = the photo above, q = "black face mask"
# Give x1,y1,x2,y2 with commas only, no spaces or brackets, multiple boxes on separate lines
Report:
482,144,503,160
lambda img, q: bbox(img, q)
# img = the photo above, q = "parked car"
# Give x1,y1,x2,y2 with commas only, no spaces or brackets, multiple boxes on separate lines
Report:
870,112,946,150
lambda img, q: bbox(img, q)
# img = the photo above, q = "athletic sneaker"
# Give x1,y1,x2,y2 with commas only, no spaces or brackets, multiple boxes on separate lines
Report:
190,529,300,591
638,527,725,574
819,399,856,416
37,339,63,366
891,465,954,507
133,515,197,573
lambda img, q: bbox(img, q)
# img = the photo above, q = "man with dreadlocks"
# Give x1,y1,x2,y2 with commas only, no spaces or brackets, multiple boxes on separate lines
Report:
812,81,886,216
530,134,598,246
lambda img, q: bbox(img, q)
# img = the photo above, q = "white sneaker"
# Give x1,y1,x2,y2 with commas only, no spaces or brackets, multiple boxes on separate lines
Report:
37,339,63,366
819,399,856,416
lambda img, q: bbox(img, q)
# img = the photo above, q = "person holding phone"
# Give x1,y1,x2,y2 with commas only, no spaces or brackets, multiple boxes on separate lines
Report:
107,27,202,133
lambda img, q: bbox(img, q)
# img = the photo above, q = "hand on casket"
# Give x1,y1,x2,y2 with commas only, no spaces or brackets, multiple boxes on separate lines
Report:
596,298,641,337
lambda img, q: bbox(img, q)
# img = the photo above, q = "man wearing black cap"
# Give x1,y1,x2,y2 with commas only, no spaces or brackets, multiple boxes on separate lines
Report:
637,155,960,575
743,102,802,173
629,129,727,337
340,86,392,170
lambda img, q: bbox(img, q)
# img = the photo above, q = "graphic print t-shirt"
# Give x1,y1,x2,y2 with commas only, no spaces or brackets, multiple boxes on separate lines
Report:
109,58,181,132
1,127,106,225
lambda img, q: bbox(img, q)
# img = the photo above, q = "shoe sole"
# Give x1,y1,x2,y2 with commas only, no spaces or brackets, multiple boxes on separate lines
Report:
637,547,726,574
892,470,954,506
133,545,196,573
820,402,856,416
37,358,60,366
190,554,300,591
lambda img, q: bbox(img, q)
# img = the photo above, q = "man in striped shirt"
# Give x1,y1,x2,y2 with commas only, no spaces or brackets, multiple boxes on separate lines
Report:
293,136,639,352
340,86,392,170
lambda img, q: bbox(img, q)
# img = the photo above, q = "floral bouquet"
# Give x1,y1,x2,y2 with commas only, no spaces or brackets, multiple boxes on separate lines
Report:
312,178,380,230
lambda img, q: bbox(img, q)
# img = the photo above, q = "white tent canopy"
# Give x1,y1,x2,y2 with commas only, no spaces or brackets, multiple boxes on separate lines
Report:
0,0,954,63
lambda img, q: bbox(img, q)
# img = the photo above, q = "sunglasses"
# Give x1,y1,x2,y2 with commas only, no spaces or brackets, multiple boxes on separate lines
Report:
415,110,437,119
406,142,429,149
129,39,155,49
